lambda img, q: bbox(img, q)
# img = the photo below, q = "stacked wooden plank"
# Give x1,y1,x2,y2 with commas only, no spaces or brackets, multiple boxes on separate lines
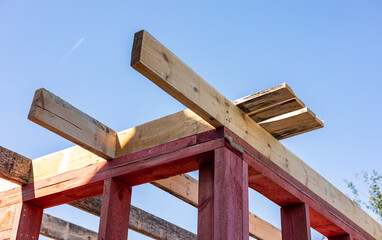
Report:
233,83,324,140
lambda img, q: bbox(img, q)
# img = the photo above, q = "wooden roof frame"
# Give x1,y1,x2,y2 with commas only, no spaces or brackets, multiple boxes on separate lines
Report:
0,30,380,240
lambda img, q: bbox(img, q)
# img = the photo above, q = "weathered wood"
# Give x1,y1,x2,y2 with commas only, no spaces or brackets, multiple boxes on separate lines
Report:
248,98,305,122
130,30,381,239
198,147,249,240
259,107,323,140
40,213,98,240
70,196,196,240
98,178,131,240
0,146,31,185
281,203,311,240
11,202,43,240
233,83,297,114
28,88,117,160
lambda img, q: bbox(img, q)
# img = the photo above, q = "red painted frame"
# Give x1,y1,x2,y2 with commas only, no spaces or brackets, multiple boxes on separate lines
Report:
0,127,374,240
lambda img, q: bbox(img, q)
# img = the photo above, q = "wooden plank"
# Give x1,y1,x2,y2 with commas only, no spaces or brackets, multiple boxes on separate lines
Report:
0,205,16,233
130,30,381,239
11,202,43,240
40,213,98,240
153,174,282,240
70,196,196,240
28,88,117,160
248,212,282,240
281,203,311,240
151,174,199,207
248,98,305,122
98,178,131,240
198,147,248,240
259,107,324,140
0,146,31,185
233,83,296,114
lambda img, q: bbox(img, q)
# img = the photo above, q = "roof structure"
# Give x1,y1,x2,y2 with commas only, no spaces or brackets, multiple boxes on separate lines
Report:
0,30,380,240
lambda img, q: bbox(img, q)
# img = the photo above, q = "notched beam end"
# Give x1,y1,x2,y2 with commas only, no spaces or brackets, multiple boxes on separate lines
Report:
0,146,32,185
27,88,117,160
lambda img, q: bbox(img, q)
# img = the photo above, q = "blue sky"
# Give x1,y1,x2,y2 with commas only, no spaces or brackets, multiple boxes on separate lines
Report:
1,1,381,239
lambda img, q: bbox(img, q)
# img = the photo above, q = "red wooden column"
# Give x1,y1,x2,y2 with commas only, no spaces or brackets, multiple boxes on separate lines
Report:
198,147,249,240
11,202,43,240
98,178,132,240
328,235,352,240
281,203,311,240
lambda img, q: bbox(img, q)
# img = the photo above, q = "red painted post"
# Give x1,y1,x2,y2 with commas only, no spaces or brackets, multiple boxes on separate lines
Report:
198,147,249,240
98,178,132,240
281,203,311,240
328,235,351,240
11,202,43,240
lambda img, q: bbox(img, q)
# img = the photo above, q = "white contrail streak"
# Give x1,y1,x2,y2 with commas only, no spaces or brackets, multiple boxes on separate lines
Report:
59,37,85,64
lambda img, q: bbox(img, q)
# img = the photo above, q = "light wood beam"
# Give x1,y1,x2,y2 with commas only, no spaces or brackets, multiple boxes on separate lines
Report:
28,88,117,160
130,30,381,239
0,146,31,185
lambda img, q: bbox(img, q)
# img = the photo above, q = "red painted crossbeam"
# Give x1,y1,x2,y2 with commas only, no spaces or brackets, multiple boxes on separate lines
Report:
0,127,374,240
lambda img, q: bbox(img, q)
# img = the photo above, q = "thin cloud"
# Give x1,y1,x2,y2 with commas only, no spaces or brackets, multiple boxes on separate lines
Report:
59,37,85,64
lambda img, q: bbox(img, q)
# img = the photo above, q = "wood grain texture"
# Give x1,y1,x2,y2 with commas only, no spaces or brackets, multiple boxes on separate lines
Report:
40,213,98,240
11,202,43,240
154,173,281,240
281,203,311,240
70,195,196,240
130,30,381,239
198,148,249,240
259,107,323,140
0,146,31,185
233,83,296,113
28,88,117,160
248,98,305,122
98,178,131,240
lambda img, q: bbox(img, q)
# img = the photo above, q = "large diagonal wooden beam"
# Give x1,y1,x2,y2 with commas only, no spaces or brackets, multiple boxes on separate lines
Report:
131,30,381,240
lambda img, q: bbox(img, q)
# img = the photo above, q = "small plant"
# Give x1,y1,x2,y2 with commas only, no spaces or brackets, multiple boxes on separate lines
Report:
346,170,382,222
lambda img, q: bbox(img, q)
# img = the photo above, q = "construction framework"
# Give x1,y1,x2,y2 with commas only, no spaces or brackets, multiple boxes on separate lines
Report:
0,30,381,240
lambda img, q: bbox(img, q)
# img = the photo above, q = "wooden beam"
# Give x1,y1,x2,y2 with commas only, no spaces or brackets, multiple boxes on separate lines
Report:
98,178,131,240
0,146,31,185
198,147,249,240
11,202,43,240
281,203,311,240
259,107,323,139
28,88,117,160
233,83,297,114
40,213,98,240
153,173,281,240
130,30,381,239
70,196,196,240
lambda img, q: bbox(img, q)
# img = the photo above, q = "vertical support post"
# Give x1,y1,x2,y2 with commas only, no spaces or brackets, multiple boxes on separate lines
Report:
11,202,44,240
281,203,311,240
328,235,351,240
98,178,132,240
198,147,249,240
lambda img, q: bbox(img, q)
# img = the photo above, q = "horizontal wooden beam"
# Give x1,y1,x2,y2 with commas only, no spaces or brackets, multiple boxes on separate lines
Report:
153,173,281,240
130,30,381,239
0,146,31,185
41,213,98,240
28,88,117,159
70,196,196,240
